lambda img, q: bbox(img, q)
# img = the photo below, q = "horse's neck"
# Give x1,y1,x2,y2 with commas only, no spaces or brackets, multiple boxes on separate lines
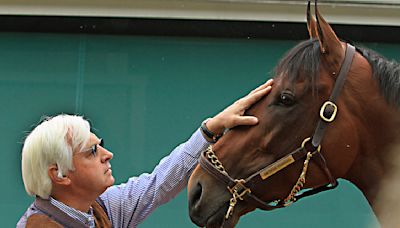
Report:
342,73,400,212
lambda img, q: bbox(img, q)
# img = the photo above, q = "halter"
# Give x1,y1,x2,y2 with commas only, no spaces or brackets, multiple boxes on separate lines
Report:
199,44,356,220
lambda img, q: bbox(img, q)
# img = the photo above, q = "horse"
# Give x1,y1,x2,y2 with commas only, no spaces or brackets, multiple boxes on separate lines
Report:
187,1,400,227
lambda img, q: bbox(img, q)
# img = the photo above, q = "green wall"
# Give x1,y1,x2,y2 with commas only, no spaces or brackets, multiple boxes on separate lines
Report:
2,32,399,227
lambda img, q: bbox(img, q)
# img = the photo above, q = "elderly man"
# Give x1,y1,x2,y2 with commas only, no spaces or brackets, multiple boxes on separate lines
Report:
17,80,273,227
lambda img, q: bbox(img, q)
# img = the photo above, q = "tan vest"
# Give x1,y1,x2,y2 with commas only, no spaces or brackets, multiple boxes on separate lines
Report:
26,198,111,228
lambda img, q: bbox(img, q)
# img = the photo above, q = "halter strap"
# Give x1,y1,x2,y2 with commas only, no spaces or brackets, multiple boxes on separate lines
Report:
304,44,356,193
311,44,356,147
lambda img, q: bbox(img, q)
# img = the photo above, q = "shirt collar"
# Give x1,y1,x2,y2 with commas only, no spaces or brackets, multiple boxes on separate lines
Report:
49,196,95,227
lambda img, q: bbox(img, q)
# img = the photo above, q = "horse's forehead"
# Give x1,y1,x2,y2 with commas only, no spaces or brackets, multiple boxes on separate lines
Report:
275,74,310,92
276,66,335,94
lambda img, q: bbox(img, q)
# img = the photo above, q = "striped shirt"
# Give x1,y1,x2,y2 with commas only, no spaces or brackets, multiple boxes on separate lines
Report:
49,197,95,227
51,129,209,227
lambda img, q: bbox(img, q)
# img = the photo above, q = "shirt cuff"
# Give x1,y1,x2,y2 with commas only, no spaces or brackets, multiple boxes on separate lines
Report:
182,128,211,160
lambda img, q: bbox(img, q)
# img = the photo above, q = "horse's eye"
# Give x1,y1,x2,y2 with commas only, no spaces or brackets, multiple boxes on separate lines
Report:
279,91,295,106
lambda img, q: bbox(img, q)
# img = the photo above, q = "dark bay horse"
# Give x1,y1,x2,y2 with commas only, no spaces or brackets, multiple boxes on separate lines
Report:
187,1,400,227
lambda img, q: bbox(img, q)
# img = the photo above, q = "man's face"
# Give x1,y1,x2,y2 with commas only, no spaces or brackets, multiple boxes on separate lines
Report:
68,133,115,196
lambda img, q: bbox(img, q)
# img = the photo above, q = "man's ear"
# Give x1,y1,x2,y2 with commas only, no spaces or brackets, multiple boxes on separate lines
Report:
48,164,71,185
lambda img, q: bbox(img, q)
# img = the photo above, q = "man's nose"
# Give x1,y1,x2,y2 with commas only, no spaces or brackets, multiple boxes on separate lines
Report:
101,148,113,163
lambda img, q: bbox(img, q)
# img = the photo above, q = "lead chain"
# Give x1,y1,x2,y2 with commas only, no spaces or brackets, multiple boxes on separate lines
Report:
283,152,313,206
205,146,228,175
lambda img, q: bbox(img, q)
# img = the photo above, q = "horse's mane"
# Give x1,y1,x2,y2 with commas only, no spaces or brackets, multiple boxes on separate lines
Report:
275,39,400,108
358,47,400,108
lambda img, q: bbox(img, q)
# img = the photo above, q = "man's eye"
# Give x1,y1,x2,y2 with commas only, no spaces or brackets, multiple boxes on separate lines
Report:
91,145,97,156
88,139,102,157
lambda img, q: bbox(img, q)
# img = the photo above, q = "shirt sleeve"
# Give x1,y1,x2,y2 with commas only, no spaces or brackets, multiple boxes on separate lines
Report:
99,128,210,227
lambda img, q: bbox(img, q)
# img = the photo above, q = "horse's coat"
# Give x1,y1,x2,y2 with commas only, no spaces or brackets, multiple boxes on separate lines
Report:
187,1,400,228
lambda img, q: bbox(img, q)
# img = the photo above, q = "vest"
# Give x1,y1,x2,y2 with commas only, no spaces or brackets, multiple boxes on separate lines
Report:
18,197,111,228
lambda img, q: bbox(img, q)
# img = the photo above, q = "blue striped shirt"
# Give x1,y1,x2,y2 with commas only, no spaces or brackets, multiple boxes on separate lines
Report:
50,129,209,227
49,197,95,227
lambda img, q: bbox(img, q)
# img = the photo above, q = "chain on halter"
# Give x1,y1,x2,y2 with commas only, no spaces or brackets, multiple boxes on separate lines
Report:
205,146,252,219
203,137,323,220
205,147,228,175
282,152,313,206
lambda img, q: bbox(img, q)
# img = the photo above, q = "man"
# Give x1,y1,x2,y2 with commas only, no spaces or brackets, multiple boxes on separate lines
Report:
17,79,273,227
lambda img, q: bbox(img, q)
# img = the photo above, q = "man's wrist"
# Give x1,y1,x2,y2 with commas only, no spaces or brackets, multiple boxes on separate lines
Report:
205,117,225,135
200,118,223,143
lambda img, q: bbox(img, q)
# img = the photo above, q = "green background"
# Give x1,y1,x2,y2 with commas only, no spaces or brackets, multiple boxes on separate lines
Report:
2,32,399,227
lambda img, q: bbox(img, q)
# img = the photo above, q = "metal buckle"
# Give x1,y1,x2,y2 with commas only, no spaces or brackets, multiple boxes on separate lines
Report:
320,101,337,122
301,137,321,153
227,179,251,200
225,179,251,219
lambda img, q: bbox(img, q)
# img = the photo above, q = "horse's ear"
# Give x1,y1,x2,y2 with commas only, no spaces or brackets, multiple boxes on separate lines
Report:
314,0,345,75
306,1,318,39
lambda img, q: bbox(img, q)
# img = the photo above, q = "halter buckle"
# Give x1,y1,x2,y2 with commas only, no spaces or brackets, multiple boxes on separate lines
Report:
320,101,337,122
225,179,251,219
301,137,321,153
227,179,251,200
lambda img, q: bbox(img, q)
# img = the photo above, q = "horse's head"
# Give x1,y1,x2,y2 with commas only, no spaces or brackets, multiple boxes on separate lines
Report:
188,1,377,227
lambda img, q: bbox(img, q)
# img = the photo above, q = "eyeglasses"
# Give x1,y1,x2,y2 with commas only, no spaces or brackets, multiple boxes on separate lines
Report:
83,139,103,156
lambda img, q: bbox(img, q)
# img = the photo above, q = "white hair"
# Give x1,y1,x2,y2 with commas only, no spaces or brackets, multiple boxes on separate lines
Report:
21,114,91,199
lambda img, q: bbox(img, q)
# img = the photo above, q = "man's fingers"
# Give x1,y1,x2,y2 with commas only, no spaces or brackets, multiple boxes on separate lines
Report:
235,116,259,127
220,80,273,129
251,79,273,94
250,79,274,95
241,85,272,109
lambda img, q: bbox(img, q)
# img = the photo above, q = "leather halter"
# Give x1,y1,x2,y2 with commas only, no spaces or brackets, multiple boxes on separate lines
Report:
199,44,356,219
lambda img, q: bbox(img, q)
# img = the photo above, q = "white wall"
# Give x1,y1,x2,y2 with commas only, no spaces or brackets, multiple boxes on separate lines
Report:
0,0,399,26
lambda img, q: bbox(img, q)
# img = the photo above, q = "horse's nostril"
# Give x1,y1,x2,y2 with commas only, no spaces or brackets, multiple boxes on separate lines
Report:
189,182,206,226
190,182,203,209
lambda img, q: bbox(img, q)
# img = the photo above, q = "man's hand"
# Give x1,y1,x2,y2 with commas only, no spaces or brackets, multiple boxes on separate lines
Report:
205,79,273,137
